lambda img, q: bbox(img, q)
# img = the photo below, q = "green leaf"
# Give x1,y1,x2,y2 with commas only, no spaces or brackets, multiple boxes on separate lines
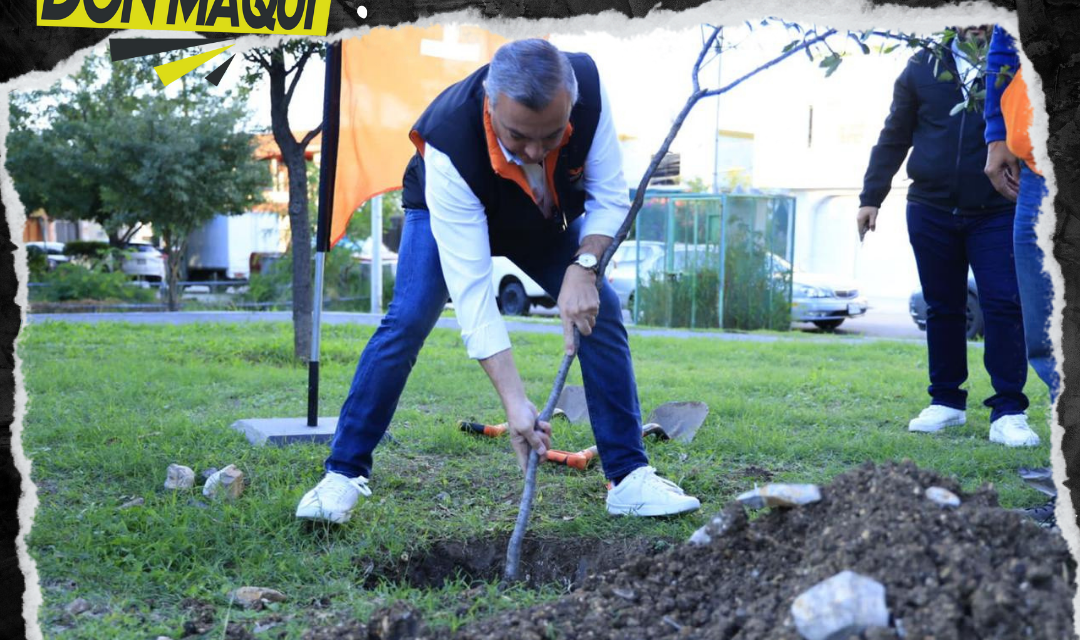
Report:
949,101,967,116
782,40,800,53
860,42,871,55
937,71,954,82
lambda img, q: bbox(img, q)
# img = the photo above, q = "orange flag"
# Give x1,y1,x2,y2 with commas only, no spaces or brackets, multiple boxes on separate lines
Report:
331,26,509,248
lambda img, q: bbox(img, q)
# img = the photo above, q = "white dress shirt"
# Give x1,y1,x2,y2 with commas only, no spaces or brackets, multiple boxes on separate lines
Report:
425,79,630,360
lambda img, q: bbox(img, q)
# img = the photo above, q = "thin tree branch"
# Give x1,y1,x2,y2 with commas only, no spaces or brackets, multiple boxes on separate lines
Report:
285,45,318,104
299,122,322,149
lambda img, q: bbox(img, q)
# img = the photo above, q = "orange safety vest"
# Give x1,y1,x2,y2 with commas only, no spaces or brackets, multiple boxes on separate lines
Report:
1000,66,1041,175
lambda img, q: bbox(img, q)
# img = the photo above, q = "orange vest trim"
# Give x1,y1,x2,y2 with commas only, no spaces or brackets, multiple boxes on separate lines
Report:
1001,66,1041,175
409,130,426,158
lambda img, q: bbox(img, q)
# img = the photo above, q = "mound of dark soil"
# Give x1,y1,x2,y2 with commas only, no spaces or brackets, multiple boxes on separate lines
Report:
307,461,1076,640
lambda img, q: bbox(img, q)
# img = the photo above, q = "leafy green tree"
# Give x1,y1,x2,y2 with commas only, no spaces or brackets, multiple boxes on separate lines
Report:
6,52,268,311
7,55,154,245
105,73,269,310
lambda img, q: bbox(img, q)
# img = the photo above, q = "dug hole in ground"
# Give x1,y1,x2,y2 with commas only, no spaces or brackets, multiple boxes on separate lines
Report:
298,461,1075,640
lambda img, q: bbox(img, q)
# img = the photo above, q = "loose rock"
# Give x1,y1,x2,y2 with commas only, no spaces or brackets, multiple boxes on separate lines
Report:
367,601,427,640
65,598,91,616
230,586,286,610
925,486,961,508
790,570,890,640
164,464,195,490
737,483,822,509
118,497,144,510
203,464,244,499
688,501,748,546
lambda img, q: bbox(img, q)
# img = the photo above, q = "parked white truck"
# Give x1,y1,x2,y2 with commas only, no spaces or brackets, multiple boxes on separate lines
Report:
185,212,283,280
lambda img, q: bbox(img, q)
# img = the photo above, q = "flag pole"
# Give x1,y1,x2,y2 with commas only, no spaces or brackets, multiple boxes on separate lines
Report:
309,40,343,427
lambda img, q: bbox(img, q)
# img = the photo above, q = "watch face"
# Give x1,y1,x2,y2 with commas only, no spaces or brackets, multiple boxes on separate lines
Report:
576,254,598,269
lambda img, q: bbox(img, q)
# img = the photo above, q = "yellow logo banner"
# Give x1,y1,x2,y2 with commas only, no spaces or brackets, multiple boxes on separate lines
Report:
37,0,332,36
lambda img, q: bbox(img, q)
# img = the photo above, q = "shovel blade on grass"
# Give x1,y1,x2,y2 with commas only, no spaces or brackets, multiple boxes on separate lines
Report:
646,401,709,443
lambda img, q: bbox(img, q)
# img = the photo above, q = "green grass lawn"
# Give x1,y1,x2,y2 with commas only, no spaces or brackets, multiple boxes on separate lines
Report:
19,321,1053,639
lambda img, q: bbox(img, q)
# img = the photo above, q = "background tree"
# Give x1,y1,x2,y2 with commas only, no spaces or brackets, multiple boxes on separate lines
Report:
106,69,269,310
6,52,268,310
243,42,323,362
7,55,154,246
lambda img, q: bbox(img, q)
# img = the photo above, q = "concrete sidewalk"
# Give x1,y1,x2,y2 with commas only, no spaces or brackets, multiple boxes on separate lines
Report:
28,310,936,346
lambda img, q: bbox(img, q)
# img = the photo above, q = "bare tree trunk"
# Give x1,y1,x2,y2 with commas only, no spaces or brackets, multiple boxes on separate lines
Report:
163,233,184,312
265,47,315,362
283,152,313,362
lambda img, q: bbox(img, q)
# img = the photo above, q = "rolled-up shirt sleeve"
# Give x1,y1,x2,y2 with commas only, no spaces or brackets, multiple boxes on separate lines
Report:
424,143,511,360
579,78,631,241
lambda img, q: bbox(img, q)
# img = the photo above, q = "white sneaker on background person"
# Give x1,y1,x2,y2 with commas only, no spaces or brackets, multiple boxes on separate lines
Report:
908,405,966,433
606,466,700,516
989,413,1041,447
296,472,372,523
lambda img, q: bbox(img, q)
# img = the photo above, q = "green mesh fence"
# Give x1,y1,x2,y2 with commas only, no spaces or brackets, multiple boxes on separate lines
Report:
619,191,795,330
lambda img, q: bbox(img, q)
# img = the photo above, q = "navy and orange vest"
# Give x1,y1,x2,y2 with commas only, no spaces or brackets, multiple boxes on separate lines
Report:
401,53,602,257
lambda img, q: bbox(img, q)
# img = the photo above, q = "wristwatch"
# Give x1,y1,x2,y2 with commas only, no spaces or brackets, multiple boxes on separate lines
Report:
571,252,600,273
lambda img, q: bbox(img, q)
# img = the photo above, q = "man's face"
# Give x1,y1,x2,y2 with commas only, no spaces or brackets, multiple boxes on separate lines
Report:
958,25,990,47
488,88,572,165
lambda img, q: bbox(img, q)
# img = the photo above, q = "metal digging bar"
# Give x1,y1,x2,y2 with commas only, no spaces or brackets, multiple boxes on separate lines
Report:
503,25,838,583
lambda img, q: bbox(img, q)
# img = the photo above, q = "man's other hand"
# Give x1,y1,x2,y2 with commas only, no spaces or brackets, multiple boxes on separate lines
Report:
985,140,1020,202
558,265,600,355
857,206,880,242
507,400,552,474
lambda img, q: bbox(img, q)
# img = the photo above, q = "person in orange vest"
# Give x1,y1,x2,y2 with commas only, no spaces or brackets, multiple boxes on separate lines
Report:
983,24,1080,528
296,39,700,524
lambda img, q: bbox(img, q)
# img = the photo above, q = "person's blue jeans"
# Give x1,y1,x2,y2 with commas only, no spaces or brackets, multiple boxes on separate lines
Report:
324,208,648,481
1014,164,1059,401
906,201,1028,421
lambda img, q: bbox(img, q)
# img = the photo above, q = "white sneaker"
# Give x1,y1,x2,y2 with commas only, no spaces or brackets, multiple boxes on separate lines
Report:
908,405,966,433
989,414,1041,447
605,466,700,516
295,472,372,523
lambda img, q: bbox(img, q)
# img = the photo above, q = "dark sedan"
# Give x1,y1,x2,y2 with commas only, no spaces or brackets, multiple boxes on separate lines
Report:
909,274,983,339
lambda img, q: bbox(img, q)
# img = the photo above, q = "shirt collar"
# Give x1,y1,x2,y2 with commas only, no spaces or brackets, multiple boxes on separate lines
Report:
496,138,534,167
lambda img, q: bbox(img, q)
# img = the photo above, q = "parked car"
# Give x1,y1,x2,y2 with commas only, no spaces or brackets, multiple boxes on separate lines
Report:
338,237,399,275
121,243,167,282
608,240,667,308
25,241,69,270
491,257,554,316
909,274,983,339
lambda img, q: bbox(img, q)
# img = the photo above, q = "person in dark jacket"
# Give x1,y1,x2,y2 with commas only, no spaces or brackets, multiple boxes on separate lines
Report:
295,39,700,525
857,25,1039,446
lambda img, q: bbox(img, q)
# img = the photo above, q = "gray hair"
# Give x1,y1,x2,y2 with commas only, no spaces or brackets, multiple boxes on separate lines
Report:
484,39,578,111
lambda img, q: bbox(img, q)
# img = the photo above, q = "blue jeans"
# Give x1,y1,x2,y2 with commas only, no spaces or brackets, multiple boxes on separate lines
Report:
1014,165,1059,400
324,208,648,481
906,201,1028,421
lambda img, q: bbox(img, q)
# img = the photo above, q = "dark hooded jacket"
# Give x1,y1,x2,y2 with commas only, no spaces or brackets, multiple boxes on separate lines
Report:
860,48,1014,215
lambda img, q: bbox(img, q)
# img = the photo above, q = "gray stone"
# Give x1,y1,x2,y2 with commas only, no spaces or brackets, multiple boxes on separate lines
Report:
203,464,244,500
791,570,890,640
164,464,195,490
230,586,286,610
65,598,91,616
230,417,339,446
688,502,748,546
738,483,822,509
925,486,961,508
118,497,144,510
